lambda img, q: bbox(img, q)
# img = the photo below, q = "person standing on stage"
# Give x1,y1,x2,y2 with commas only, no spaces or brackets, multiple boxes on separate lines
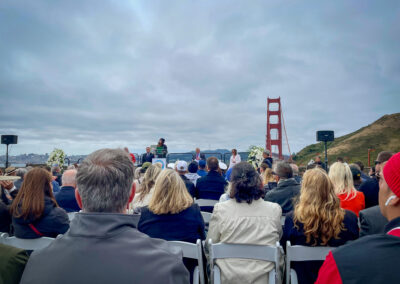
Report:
156,138,168,158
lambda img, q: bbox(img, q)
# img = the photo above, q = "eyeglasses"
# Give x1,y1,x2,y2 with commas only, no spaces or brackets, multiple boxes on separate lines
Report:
375,161,381,166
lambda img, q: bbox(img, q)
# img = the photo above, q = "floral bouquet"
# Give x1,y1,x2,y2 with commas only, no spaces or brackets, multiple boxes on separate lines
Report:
247,145,265,169
47,148,66,169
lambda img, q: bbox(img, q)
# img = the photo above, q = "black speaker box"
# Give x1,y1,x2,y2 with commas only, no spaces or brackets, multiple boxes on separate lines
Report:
1,135,18,145
316,131,334,142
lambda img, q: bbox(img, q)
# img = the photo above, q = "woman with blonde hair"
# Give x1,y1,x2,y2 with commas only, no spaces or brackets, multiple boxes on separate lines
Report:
10,168,69,238
281,168,358,284
262,167,277,193
138,169,205,282
329,162,365,216
130,164,161,211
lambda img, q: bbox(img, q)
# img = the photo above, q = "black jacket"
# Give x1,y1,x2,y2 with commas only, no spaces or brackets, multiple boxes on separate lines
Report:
141,152,155,163
264,178,300,214
359,205,387,237
12,197,70,238
358,178,379,208
328,217,400,284
281,210,359,284
20,212,190,284
192,153,206,161
0,199,11,233
180,175,196,198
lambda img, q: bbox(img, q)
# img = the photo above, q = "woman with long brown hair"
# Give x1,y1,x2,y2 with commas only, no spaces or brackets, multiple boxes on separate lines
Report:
10,167,69,238
281,168,359,284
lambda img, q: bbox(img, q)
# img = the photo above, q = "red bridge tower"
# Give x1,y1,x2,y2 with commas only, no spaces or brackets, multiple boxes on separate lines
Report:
266,97,283,160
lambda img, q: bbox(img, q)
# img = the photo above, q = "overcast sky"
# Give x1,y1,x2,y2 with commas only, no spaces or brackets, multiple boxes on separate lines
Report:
1,1,399,156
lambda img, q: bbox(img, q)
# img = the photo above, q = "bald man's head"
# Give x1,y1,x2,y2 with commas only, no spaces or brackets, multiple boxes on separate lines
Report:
62,169,77,188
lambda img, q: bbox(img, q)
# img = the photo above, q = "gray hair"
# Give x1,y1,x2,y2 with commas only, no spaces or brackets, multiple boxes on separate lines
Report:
16,168,28,179
263,150,270,156
62,169,77,186
274,161,293,179
76,148,134,213
290,164,299,176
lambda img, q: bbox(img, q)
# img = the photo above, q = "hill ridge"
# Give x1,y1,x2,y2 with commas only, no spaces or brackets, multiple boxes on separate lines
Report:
293,113,400,166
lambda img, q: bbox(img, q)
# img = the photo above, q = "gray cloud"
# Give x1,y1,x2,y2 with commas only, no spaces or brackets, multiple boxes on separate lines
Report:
0,0,399,156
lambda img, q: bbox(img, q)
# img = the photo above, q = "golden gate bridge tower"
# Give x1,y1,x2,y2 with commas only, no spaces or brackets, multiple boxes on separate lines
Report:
266,97,291,160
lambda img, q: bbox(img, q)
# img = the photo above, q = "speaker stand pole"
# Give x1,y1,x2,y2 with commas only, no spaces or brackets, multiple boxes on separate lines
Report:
5,144,9,169
324,141,328,171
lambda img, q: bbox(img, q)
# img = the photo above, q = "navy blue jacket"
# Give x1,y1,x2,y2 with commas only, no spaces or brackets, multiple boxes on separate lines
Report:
138,204,206,243
358,178,379,208
195,171,227,212
180,175,196,198
12,197,70,239
281,210,359,284
141,152,155,163
55,186,81,213
195,171,227,200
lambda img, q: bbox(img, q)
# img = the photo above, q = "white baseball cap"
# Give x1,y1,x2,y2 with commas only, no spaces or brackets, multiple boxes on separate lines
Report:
176,160,188,172
219,162,228,170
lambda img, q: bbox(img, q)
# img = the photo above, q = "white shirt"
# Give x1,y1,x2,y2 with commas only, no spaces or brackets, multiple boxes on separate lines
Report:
229,154,241,169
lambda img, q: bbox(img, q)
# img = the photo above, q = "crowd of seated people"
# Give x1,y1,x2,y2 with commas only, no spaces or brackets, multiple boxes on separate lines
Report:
1,148,400,284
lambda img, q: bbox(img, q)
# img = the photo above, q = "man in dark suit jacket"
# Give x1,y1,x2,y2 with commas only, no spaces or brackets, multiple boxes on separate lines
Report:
56,169,80,212
141,147,154,164
192,148,206,161
264,161,300,214
195,157,227,212
359,205,388,237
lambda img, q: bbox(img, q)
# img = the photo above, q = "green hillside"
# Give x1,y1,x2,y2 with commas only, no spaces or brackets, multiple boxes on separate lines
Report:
293,113,400,167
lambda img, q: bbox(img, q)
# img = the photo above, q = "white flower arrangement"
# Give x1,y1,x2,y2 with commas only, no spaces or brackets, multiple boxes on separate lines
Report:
47,148,66,169
247,145,265,169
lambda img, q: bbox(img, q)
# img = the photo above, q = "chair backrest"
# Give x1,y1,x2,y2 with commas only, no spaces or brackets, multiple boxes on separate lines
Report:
169,239,205,284
208,239,281,284
201,211,212,224
0,234,55,250
195,199,218,207
68,212,76,221
286,241,333,284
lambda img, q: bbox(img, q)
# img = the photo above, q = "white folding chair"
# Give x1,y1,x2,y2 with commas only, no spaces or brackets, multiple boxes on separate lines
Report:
0,233,55,250
286,241,333,284
208,239,281,284
194,199,218,207
169,239,205,284
68,212,76,221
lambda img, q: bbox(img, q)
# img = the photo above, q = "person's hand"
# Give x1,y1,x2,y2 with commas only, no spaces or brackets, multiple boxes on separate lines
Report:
0,180,14,190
